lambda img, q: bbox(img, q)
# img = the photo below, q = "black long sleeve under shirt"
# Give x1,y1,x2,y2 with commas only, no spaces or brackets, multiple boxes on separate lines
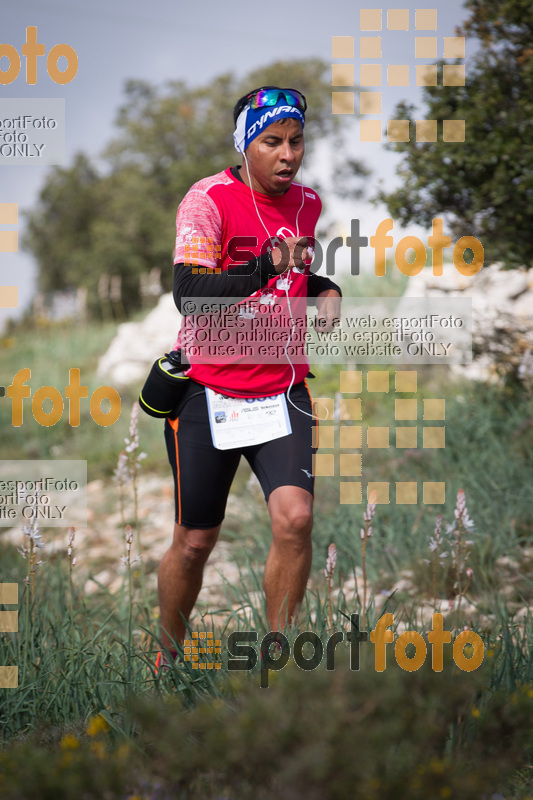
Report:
173,165,341,313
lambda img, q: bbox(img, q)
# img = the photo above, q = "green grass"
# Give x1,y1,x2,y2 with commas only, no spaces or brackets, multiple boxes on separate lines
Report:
1,536,532,798
1,313,533,797
0,318,170,479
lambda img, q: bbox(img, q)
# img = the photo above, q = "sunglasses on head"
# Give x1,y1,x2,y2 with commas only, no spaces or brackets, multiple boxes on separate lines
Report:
246,88,307,113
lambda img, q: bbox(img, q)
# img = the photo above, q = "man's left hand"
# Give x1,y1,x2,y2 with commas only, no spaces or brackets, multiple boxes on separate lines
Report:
314,289,341,332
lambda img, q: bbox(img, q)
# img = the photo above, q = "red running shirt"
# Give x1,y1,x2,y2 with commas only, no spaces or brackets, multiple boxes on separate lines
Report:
172,167,322,397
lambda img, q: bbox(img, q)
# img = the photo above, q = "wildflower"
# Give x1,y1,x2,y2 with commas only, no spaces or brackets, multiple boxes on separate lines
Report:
428,514,448,603
90,740,107,758
22,519,46,550
120,403,147,568
429,514,442,546
67,527,76,557
114,450,130,530
19,514,46,602
324,543,337,630
360,490,378,631
324,543,337,586
114,450,130,484
86,714,110,737
121,525,141,568
447,489,476,604
117,743,130,760
120,554,142,567
124,402,146,466
363,490,377,524
67,527,77,567
453,488,475,530
125,402,139,453
463,565,474,596
60,733,80,750
428,515,447,562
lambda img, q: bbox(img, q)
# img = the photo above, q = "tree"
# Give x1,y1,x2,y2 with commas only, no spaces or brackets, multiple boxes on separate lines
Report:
23,153,100,295
377,0,533,268
23,59,366,317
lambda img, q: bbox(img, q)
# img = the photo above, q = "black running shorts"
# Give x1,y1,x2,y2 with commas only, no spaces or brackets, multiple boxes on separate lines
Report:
164,379,316,529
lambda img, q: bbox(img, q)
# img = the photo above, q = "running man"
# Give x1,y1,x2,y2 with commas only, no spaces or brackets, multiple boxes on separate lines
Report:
158,86,342,659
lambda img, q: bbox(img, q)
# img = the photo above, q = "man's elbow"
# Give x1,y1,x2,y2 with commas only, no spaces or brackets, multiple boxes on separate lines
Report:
173,289,183,314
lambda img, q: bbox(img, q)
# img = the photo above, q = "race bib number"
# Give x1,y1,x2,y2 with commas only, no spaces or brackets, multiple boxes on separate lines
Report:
205,388,292,450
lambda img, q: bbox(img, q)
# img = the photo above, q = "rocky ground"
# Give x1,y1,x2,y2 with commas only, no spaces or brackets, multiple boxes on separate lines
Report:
2,469,531,638
1,472,256,625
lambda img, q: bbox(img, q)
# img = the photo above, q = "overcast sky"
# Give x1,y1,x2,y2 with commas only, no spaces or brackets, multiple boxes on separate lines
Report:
1,0,471,329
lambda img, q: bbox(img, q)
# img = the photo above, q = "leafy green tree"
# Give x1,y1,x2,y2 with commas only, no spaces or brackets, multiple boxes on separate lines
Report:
23,59,365,317
23,154,100,295
377,0,533,268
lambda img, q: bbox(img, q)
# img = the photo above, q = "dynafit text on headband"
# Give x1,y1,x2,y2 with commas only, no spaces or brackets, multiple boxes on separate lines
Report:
233,87,306,154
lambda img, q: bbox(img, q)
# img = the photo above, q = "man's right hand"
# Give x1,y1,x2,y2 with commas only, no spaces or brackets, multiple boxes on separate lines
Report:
270,237,311,274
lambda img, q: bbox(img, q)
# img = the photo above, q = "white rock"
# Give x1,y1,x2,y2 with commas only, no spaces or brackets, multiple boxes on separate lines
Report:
390,578,416,595
514,291,533,320
513,606,532,622
84,569,114,595
97,293,182,388
398,263,533,383
495,555,519,569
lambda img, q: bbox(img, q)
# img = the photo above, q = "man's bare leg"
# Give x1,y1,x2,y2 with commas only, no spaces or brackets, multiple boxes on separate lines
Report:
264,485,313,630
157,522,221,648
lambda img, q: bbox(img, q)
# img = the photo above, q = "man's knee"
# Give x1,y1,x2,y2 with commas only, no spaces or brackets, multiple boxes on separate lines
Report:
172,525,219,568
287,505,313,534
271,504,313,546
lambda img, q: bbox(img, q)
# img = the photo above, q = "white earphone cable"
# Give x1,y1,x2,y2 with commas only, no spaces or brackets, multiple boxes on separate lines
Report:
241,150,327,422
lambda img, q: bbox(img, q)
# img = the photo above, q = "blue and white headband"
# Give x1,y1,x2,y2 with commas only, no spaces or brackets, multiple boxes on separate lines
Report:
233,102,305,154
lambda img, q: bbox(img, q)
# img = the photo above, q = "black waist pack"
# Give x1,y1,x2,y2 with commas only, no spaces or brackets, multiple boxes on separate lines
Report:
139,350,190,418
